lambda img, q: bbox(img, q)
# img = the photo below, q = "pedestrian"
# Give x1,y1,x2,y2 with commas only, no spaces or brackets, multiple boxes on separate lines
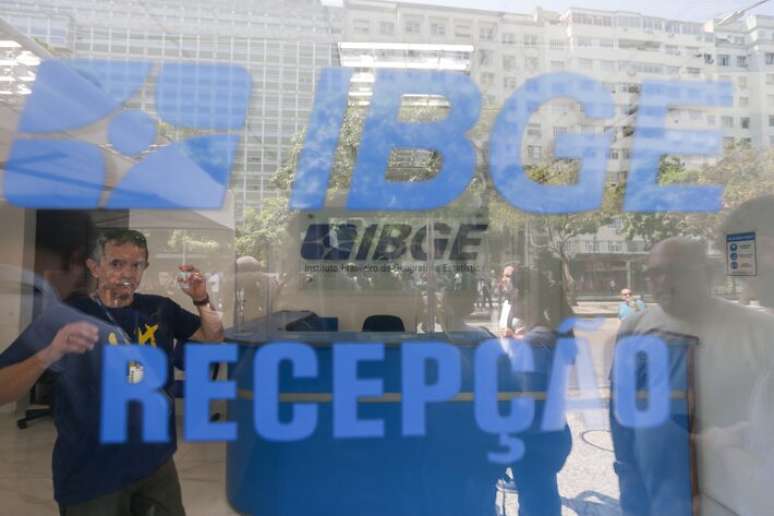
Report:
617,288,646,320
499,267,575,515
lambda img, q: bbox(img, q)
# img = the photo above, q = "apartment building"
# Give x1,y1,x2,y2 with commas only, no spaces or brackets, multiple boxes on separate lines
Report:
339,0,774,293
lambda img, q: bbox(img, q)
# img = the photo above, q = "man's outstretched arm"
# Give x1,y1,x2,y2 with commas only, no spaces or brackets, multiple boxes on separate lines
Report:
0,321,97,406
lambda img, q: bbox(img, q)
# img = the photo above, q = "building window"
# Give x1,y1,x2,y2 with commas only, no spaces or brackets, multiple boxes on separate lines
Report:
741,117,750,129
767,53,774,65
551,61,564,71
525,57,539,71
576,37,593,48
478,49,493,67
579,58,593,70
527,145,542,159
479,25,494,41
454,23,471,38
740,97,749,107
737,56,748,68
480,72,495,86
524,34,538,47
643,17,663,31
601,60,616,72
721,116,734,128
430,22,446,36
502,55,517,71
718,54,730,66
553,127,567,137
738,76,747,89
404,19,421,34
549,39,565,50
767,74,774,85
599,38,614,48
503,76,518,89
380,21,394,35
353,19,370,34
502,32,515,44
769,115,774,127
551,60,565,71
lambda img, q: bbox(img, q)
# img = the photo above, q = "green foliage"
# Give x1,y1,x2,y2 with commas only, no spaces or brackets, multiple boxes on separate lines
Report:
234,196,291,265
621,147,774,249
621,156,697,249
166,230,224,254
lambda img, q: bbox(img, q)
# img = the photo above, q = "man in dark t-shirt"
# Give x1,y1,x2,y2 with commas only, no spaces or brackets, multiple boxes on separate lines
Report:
0,229,223,516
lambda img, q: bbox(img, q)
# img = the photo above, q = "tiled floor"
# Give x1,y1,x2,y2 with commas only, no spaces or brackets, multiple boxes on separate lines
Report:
0,412,238,515
0,410,621,516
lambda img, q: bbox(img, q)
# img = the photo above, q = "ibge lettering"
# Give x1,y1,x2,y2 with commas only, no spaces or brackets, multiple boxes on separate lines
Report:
290,69,733,213
301,223,488,261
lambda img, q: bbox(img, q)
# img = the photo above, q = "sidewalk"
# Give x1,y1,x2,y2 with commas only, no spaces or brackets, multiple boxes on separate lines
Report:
472,300,622,320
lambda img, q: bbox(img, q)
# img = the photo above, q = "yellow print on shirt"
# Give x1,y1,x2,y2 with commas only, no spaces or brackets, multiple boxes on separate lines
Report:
136,324,159,346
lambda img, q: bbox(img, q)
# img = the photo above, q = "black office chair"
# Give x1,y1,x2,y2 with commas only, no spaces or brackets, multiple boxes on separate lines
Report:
172,342,222,422
17,370,55,429
362,315,405,332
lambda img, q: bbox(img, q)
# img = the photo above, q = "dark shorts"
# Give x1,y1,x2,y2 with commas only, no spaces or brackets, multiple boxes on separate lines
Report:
59,459,185,516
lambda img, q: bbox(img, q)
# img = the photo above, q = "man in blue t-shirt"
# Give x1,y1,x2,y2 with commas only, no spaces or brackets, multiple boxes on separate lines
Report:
0,228,223,516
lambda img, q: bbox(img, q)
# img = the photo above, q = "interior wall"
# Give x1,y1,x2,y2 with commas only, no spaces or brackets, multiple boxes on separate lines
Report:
0,204,35,413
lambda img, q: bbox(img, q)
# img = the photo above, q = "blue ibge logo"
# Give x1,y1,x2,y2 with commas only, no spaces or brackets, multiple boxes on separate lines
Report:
5,60,251,209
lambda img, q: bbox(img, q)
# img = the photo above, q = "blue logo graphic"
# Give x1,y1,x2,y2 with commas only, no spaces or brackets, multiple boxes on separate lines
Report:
5,59,251,209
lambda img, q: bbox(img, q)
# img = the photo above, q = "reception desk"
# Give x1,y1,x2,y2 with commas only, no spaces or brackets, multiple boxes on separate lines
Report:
224,321,503,516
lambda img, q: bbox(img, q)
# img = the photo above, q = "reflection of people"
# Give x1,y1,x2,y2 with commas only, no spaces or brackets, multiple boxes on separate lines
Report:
1,228,224,515
704,196,774,516
610,237,774,516
0,210,99,404
477,271,493,310
500,268,575,516
617,288,646,320
497,264,517,332
439,272,491,335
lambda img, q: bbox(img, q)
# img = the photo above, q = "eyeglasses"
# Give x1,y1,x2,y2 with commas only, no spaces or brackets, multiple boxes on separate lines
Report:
107,258,148,272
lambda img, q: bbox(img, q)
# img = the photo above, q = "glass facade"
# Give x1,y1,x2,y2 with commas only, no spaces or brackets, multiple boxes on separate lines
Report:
1,0,774,514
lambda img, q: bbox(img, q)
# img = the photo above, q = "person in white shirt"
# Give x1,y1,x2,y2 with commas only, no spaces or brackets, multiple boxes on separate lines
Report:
611,237,774,516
